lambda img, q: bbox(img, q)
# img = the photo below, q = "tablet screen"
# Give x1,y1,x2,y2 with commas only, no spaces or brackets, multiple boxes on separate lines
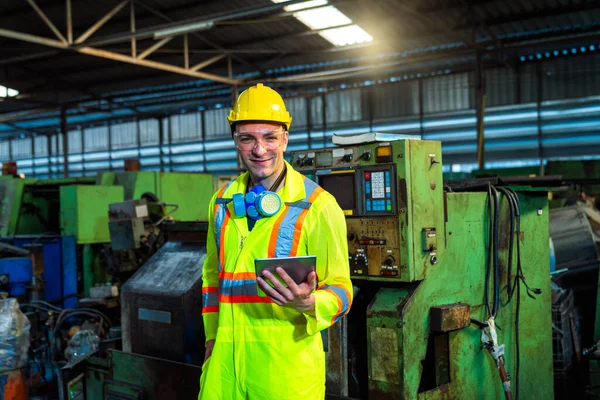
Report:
254,255,316,295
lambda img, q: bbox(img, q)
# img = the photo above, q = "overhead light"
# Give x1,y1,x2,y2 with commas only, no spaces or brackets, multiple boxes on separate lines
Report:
271,0,373,46
320,25,373,46
294,6,351,30
153,20,215,39
272,0,328,12
0,85,19,98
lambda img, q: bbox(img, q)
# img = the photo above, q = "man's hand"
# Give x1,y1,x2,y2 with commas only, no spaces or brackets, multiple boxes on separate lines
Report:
204,339,215,363
257,268,317,312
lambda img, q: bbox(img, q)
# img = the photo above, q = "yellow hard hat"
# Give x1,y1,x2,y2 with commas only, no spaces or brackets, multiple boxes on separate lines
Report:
228,83,292,132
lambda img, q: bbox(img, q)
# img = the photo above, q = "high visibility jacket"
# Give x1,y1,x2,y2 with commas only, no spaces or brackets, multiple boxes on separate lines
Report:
199,161,352,400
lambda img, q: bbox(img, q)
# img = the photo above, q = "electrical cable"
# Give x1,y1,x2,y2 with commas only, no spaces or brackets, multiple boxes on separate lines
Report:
496,187,516,297
485,183,493,318
20,303,55,313
492,186,500,318
485,184,500,319
31,300,62,312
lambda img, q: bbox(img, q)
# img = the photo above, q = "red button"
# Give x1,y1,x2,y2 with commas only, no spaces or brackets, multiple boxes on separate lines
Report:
365,173,370,179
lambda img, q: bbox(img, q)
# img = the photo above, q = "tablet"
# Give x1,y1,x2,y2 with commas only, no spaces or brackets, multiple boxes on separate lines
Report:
255,255,316,296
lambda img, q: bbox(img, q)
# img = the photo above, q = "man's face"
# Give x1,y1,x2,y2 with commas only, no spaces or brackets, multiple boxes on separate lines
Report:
234,122,288,183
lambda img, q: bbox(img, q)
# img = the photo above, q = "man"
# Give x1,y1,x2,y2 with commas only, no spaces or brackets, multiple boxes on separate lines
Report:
199,83,352,400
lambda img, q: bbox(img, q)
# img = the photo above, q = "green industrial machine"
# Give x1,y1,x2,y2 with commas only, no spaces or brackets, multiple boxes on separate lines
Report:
60,185,125,244
0,170,214,298
0,176,95,236
57,171,214,296
291,139,554,399
96,171,213,222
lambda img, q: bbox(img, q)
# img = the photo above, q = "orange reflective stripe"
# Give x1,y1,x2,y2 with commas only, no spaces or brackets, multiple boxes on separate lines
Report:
220,271,256,280
324,284,352,324
289,186,323,256
218,294,273,304
202,286,218,293
289,209,308,257
202,306,219,313
268,207,289,258
213,184,228,220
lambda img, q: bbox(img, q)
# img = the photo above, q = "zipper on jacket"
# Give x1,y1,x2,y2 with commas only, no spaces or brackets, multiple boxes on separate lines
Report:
240,235,247,250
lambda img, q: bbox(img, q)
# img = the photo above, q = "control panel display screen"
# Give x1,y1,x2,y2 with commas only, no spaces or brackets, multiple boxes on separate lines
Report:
363,168,394,214
319,173,356,211
370,171,386,199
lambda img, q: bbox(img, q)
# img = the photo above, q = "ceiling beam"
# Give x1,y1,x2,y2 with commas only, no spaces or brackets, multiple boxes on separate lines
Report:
0,28,239,85
136,2,262,73
26,0,68,44
78,0,310,48
2,121,39,136
74,0,129,44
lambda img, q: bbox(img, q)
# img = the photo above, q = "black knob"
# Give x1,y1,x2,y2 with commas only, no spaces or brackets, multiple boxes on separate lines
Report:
342,154,353,162
430,255,437,265
303,158,314,166
361,152,371,161
356,254,367,265
384,256,394,266
296,159,303,167
348,233,356,241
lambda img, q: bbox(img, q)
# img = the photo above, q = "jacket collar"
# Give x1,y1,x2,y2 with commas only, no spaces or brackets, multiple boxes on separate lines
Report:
223,160,306,203
222,160,307,236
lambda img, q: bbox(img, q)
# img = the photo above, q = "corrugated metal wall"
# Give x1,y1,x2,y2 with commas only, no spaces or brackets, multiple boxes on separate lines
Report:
170,113,201,143
111,122,137,149
422,72,471,113
371,81,419,119
204,108,229,139
4,52,600,177
84,126,108,152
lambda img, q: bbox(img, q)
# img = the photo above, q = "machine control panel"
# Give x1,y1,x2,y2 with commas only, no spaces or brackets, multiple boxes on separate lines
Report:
347,217,401,277
292,146,363,169
292,139,444,282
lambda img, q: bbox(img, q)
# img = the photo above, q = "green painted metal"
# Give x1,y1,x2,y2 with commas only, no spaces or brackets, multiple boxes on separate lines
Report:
367,190,553,399
82,244,110,297
59,185,125,244
109,350,202,399
356,140,444,282
79,350,202,400
290,140,553,398
0,177,95,236
159,172,213,221
96,171,213,221
0,178,29,236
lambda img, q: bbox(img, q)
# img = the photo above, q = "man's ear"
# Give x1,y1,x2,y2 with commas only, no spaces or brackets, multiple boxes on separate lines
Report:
282,130,289,152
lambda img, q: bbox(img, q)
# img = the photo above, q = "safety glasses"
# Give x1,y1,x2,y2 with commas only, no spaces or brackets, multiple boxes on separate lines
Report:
233,132,286,152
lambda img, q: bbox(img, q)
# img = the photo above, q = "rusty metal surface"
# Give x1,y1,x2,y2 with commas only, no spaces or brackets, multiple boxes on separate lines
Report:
429,303,470,333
